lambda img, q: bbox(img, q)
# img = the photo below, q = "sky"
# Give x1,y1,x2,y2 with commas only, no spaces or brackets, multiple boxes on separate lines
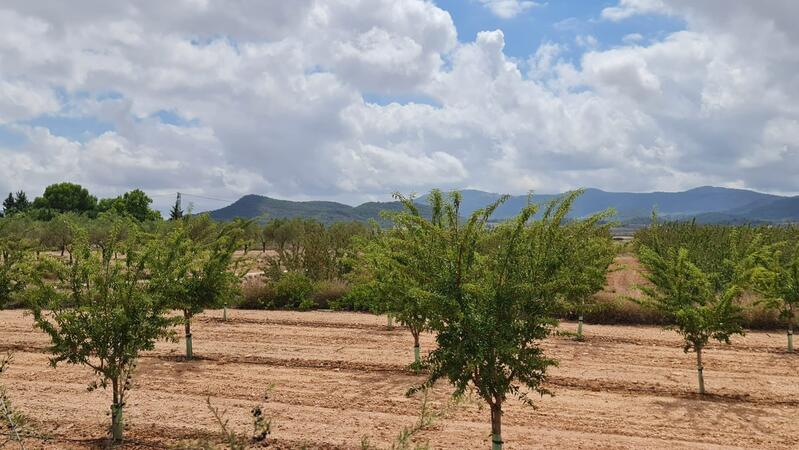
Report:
1,1,798,212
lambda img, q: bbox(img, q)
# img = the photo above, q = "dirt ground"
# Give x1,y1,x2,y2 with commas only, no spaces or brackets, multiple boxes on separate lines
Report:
1,309,797,449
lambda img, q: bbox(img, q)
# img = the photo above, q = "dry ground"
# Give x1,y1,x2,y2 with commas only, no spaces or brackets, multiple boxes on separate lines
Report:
1,309,797,449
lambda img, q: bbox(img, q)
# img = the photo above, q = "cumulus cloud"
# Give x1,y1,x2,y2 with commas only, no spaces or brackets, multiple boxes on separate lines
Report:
0,0,798,211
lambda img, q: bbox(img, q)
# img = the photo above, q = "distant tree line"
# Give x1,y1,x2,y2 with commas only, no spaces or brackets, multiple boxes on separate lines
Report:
1,182,162,221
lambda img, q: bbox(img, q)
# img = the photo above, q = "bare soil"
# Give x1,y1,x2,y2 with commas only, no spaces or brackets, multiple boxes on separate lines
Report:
1,309,796,449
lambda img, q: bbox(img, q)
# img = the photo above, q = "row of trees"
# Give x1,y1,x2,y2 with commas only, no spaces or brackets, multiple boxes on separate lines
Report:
6,185,799,448
635,218,799,393
3,215,244,442
3,188,617,448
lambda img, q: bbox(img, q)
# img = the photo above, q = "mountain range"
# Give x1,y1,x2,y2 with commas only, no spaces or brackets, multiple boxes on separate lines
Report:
207,186,799,225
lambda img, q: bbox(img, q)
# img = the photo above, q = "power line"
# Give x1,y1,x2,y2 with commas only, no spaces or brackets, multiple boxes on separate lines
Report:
178,192,238,203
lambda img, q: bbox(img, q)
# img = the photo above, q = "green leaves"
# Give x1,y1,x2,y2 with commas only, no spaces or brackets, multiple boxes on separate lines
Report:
26,225,177,440
148,221,241,316
380,189,609,425
637,242,746,352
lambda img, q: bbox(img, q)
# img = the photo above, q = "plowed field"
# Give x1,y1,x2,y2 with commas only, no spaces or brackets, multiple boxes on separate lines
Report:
1,309,796,449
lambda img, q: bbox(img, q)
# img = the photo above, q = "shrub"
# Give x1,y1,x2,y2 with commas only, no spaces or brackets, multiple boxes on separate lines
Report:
312,279,349,309
273,271,314,309
330,282,375,312
239,278,276,309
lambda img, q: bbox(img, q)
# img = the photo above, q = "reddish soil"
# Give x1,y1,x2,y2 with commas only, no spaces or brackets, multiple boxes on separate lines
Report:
1,309,796,449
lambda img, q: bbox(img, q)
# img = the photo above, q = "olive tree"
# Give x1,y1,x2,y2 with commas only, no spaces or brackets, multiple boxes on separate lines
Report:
394,190,583,450
43,213,78,260
148,224,241,359
28,227,175,442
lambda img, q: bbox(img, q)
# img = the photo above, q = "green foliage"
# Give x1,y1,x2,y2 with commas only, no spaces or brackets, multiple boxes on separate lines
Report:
0,352,33,448
233,217,259,253
261,218,368,282
380,189,596,448
0,248,32,310
557,212,617,338
147,222,241,359
1,191,30,217
0,217,37,308
27,227,176,442
97,189,161,222
750,241,799,350
638,246,745,352
634,218,764,393
87,212,136,259
41,213,78,257
170,194,184,221
353,218,437,364
32,182,97,215
273,271,314,309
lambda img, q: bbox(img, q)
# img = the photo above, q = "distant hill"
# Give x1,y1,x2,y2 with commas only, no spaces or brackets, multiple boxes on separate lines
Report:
207,194,430,224
207,187,799,225
423,186,786,221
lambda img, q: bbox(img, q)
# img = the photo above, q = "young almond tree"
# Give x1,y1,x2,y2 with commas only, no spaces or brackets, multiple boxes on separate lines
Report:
28,227,175,442
148,224,241,359
394,190,581,450
355,224,434,368
751,242,799,352
560,217,617,340
637,245,745,394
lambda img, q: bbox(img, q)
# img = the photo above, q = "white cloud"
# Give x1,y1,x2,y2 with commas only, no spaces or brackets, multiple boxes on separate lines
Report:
1,0,799,210
622,33,644,44
478,0,541,19
601,0,669,21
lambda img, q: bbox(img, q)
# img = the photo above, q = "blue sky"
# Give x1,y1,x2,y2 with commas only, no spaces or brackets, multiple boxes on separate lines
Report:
438,0,683,60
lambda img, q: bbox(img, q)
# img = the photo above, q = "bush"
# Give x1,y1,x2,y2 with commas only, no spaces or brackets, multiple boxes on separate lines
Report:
239,277,276,309
273,272,314,309
312,280,349,309
330,282,375,312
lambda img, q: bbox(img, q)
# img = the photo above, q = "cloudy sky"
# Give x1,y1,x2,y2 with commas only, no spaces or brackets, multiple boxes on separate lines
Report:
1,1,798,212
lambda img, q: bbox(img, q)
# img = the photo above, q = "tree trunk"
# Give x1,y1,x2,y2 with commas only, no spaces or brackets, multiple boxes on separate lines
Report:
412,332,421,367
787,321,794,353
111,377,124,442
696,346,705,395
577,314,584,340
386,314,393,330
490,401,503,450
184,311,193,360
223,303,228,322
60,246,65,257
262,243,267,253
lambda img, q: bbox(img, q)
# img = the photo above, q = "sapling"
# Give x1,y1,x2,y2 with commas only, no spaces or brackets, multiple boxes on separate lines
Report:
148,223,241,359
751,242,799,352
638,245,745,394
559,214,616,340
28,227,175,442
395,190,584,449
354,223,435,368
